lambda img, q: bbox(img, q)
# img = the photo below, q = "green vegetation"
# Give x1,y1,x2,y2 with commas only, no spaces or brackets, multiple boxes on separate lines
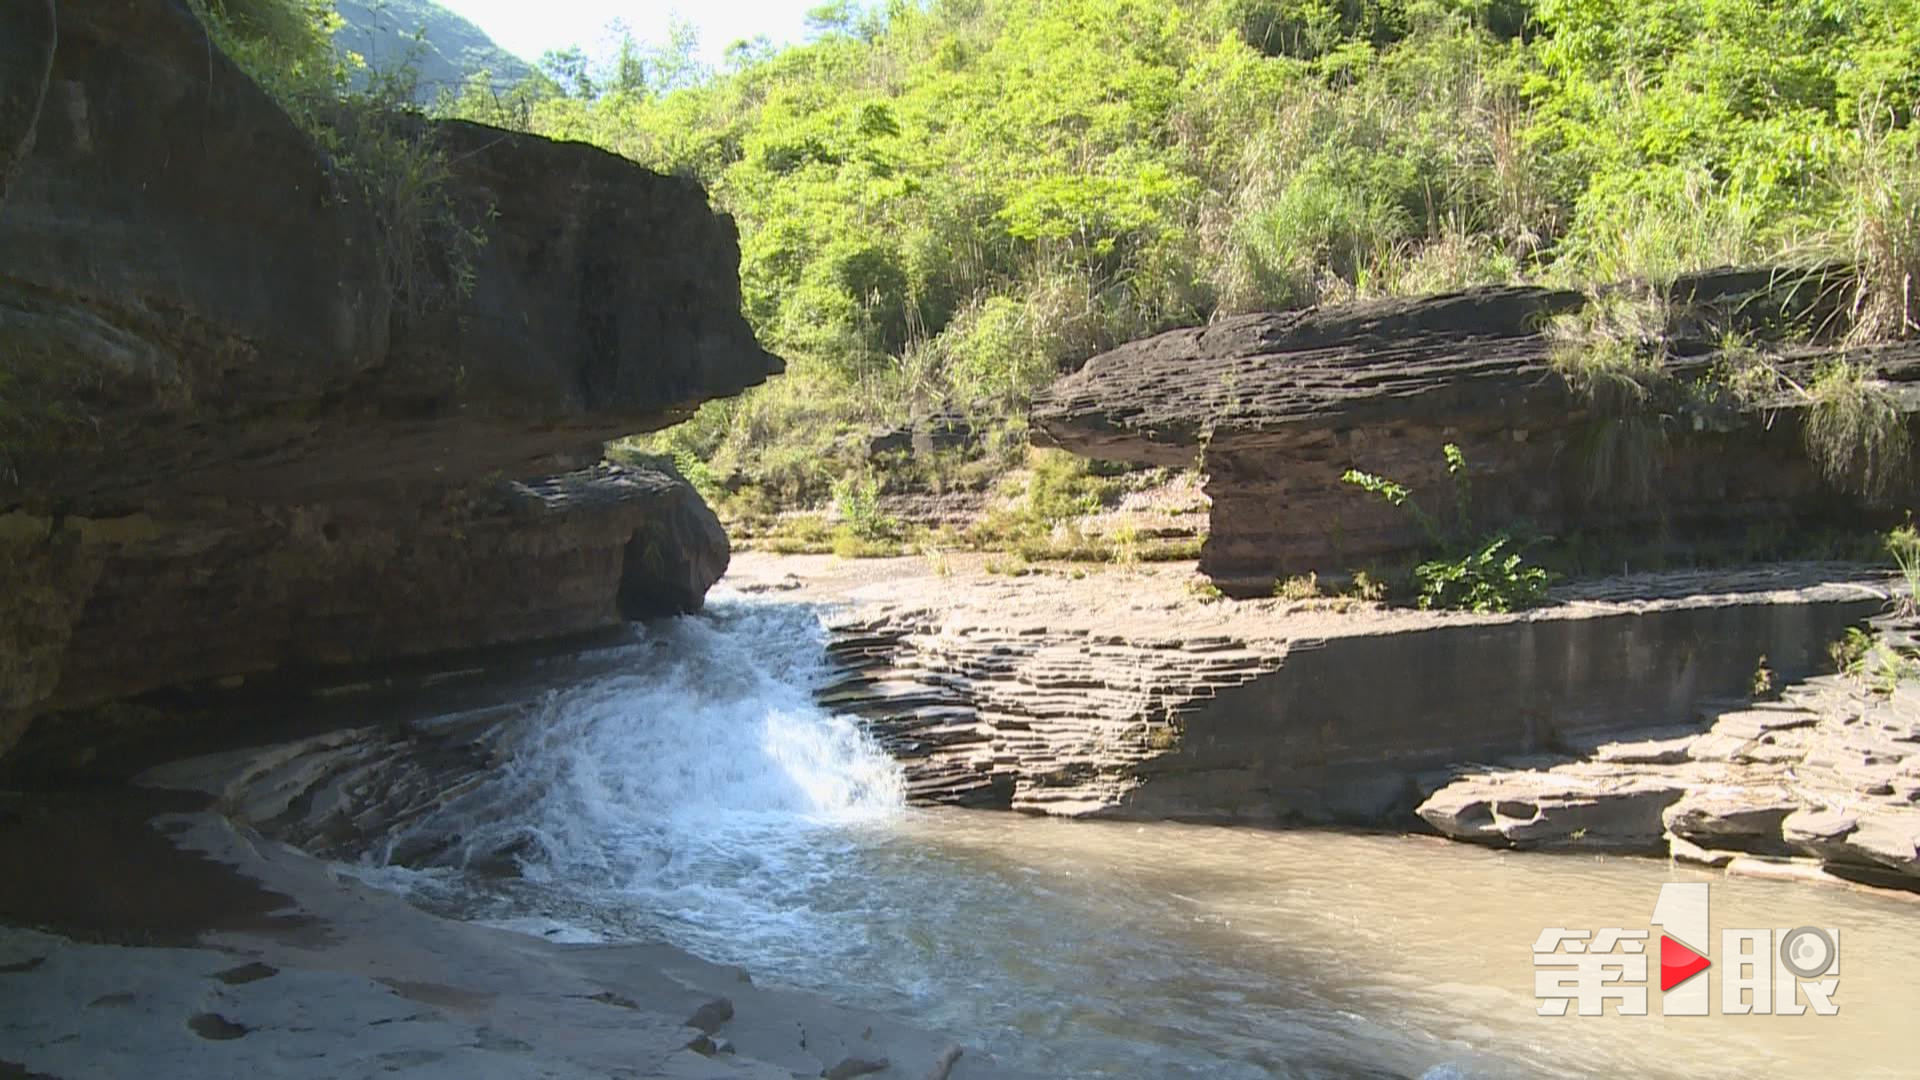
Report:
1826,522,1920,691
723,446,1202,562
1269,569,1389,613
1834,625,1918,693
416,0,1920,508
333,0,532,103
1273,572,1322,601
1803,359,1911,497
1549,285,1913,500
191,0,487,311
190,2,1920,560
1343,443,1551,611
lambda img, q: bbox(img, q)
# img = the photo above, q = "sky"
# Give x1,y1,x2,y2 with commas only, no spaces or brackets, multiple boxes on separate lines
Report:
437,0,818,68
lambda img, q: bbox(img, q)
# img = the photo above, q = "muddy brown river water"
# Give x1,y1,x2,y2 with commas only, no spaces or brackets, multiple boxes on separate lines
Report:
346,593,1917,1079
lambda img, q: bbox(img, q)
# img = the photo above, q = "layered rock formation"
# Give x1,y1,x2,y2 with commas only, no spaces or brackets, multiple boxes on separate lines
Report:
1417,610,1920,888
821,614,1285,812
773,555,1886,823
1032,271,1920,596
0,0,780,754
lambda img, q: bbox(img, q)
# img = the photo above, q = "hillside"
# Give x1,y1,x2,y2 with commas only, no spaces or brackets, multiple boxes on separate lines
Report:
334,0,529,101
430,0,1919,521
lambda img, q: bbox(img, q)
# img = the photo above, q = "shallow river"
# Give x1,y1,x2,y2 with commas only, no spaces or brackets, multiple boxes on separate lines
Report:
349,593,1919,1079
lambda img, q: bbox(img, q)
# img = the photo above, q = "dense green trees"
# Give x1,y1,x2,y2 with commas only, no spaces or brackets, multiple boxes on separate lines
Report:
242,0,1920,507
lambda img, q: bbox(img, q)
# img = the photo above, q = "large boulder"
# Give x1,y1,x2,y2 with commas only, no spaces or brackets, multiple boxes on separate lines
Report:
0,0,777,756
1032,273,1920,596
1,0,779,505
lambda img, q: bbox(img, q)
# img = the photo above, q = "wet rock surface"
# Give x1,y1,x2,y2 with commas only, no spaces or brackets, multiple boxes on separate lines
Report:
1031,271,1920,596
0,0,775,755
1417,611,1920,887
0,803,1030,1080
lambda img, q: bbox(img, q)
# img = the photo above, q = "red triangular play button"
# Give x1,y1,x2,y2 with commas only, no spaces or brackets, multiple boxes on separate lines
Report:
1661,935,1711,990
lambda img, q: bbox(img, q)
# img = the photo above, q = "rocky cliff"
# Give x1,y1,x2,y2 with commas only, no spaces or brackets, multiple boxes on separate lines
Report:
0,0,781,755
1032,270,1920,596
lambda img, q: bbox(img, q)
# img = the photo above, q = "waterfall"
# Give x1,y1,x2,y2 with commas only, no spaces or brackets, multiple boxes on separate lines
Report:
360,590,906,950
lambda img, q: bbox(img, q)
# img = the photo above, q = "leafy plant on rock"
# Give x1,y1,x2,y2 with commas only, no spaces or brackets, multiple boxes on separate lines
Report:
1887,516,1920,616
830,473,899,543
1342,443,1550,613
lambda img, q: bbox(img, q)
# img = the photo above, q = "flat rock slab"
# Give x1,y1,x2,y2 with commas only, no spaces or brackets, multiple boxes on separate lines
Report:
1416,768,1691,852
0,801,1032,1080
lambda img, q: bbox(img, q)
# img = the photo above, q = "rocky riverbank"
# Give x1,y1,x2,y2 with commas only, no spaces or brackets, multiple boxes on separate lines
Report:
5,551,1913,1077
1417,609,1920,890
741,556,1897,858
0,786,1015,1080
1031,271,1920,597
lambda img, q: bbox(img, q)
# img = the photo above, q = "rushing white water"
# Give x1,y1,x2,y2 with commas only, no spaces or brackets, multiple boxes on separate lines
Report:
352,593,1920,1080
360,592,906,964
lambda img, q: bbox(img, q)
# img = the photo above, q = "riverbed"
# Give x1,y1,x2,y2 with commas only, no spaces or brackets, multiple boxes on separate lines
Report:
335,592,1917,1080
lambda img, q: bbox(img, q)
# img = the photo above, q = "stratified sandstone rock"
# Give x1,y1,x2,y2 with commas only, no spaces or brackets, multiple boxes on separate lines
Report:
820,615,1284,812
1032,272,1920,596
1415,612,1920,887
2,0,779,504
2,464,725,731
802,560,1883,822
1414,766,1693,851
0,1,776,755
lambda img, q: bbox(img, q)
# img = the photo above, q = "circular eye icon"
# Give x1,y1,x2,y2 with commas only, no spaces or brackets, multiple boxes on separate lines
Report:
1779,926,1836,979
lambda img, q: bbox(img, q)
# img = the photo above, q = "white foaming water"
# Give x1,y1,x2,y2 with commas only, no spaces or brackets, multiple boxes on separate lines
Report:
362,592,905,959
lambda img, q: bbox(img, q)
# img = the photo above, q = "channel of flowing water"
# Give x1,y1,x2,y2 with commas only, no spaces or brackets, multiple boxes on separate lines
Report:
345,592,1919,1079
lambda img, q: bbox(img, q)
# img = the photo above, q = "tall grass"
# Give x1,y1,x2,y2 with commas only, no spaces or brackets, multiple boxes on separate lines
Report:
1842,118,1920,344
1803,359,1910,498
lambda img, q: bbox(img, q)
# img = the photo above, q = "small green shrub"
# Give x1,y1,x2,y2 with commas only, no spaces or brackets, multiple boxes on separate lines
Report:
1343,443,1552,612
191,0,486,311
755,513,835,553
830,527,905,558
1186,577,1226,603
1831,625,1917,695
1888,517,1920,615
830,474,899,541
984,554,1034,576
919,543,954,576
1410,535,1551,613
1348,569,1388,602
1547,292,1672,409
1273,572,1322,600
1842,121,1920,344
1831,625,1874,673
1859,640,1919,694
1108,521,1141,567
